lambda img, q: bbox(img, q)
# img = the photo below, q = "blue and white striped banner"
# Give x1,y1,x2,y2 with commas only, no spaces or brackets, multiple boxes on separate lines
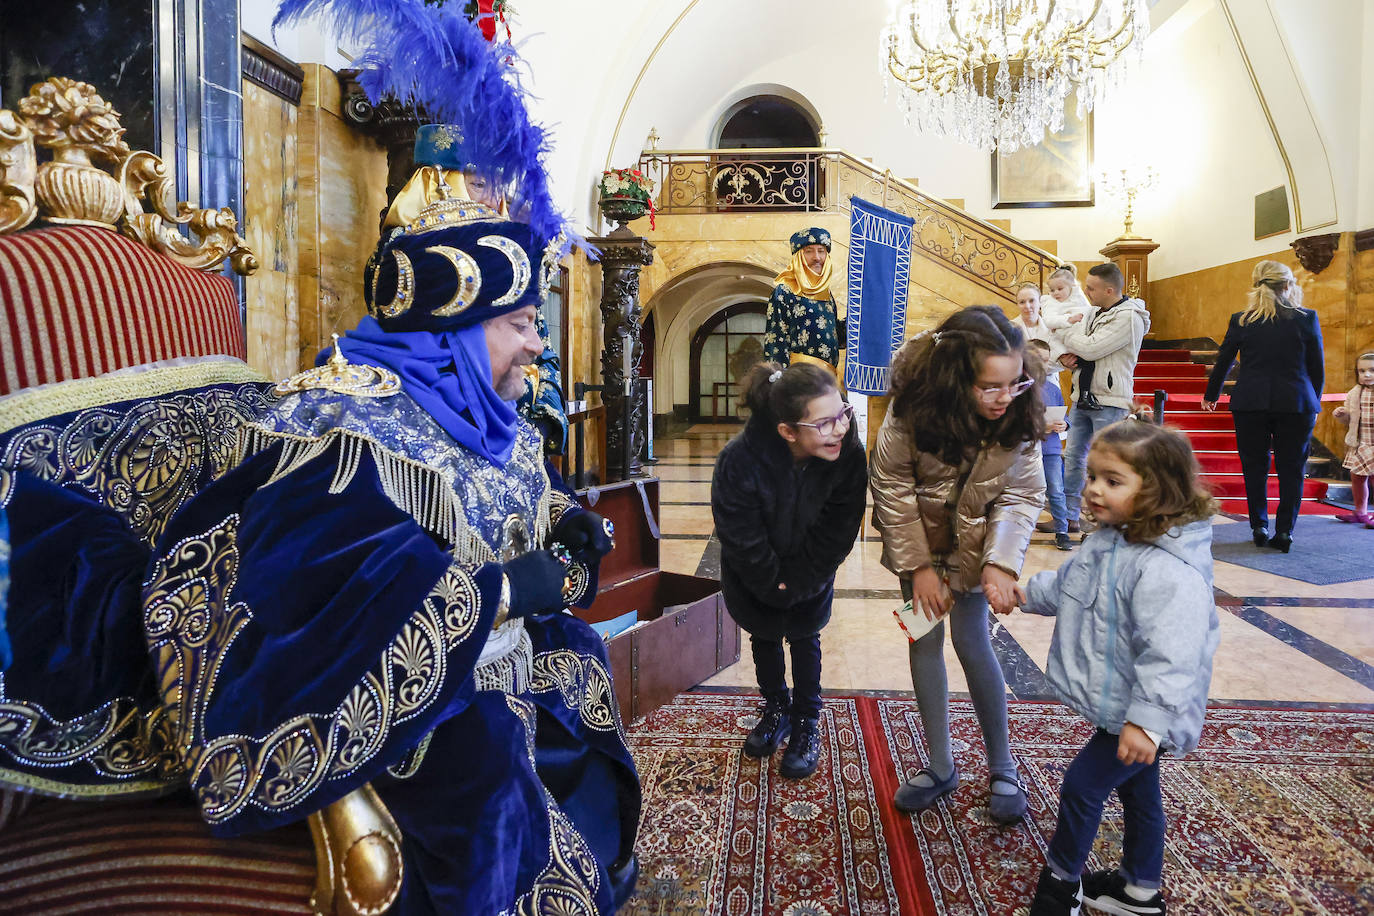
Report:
844,198,913,395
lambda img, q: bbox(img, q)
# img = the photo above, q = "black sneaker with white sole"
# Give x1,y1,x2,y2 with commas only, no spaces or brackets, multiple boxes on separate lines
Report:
1029,866,1081,916
1080,868,1166,915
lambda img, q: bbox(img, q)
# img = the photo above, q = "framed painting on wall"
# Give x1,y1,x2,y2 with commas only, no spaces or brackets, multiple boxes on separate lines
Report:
992,105,1095,208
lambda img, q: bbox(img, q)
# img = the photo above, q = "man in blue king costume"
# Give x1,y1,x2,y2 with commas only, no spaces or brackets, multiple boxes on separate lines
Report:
140,128,642,910
0,6,640,913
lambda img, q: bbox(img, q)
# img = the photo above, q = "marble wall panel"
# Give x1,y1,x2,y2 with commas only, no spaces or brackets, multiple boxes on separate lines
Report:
242,80,299,382
0,0,157,152
295,64,387,370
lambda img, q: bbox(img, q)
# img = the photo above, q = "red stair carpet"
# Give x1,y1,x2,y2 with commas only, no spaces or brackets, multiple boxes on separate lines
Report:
1135,346,1337,516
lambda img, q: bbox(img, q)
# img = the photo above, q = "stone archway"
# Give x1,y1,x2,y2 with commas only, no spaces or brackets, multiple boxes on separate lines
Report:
644,260,776,417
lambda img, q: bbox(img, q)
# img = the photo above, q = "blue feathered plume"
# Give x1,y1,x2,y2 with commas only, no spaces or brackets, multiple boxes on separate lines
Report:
274,0,571,252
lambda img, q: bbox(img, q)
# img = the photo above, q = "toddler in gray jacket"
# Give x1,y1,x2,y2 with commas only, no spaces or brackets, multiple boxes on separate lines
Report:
1016,420,1220,916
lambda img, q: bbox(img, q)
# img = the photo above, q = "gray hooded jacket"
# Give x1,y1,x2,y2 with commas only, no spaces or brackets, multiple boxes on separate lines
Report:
1057,297,1151,410
1024,519,1218,754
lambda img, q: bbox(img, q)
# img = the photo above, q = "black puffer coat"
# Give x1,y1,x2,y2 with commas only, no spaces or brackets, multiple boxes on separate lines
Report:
710,412,868,641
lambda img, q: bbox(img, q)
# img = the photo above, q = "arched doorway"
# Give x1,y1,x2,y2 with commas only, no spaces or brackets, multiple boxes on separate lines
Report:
712,93,821,211
717,95,819,148
689,303,766,422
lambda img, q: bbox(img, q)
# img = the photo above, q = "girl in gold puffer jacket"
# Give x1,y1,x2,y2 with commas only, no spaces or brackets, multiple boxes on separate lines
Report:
870,305,1046,824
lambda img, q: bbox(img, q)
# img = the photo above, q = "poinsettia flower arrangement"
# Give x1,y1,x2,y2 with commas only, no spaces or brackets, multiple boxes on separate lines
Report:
599,167,654,200
598,167,656,228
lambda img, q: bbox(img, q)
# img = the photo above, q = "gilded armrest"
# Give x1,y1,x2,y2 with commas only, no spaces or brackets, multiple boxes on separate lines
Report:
307,783,403,916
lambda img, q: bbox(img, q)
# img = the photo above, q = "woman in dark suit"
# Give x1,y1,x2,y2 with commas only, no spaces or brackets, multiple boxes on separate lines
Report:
1202,260,1324,552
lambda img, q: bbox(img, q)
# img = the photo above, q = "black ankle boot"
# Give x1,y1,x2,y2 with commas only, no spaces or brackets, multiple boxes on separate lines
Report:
1269,532,1292,553
1076,391,1101,410
779,716,821,778
1252,528,1269,547
744,695,791,757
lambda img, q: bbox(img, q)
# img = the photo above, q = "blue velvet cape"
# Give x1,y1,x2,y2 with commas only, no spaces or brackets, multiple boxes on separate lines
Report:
0,374,275,799
144,388,640,913
1,374,639,913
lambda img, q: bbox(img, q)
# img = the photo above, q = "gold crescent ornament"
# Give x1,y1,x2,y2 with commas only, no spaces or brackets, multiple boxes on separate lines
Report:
374,249,416,318
476,235,532,307
427,244,483,316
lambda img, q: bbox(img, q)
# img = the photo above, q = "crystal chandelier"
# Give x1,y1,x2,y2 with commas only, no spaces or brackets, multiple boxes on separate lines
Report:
882,0,1150,152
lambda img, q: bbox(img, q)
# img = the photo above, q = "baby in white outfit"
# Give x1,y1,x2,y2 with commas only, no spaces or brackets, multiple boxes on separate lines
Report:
1042,266,1099,408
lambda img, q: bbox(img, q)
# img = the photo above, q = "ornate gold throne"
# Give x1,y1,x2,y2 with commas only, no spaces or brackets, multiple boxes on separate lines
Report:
0,78,401,915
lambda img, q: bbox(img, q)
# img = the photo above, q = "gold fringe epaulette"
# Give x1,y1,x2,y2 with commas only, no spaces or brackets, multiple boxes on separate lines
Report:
274,334,401,398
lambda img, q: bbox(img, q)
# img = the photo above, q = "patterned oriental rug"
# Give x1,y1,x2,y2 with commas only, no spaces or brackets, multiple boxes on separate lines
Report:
623,692,1374,915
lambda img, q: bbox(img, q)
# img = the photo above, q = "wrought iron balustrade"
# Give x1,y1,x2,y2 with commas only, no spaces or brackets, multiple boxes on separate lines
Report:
636,147,1063,303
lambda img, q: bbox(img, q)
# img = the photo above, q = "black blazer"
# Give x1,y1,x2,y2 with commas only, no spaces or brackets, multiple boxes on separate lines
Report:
711,412,867,640
1204,307,1325,413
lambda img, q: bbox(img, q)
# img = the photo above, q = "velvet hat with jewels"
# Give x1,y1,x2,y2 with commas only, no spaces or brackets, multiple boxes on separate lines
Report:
363,204,543,332
789,227,831,253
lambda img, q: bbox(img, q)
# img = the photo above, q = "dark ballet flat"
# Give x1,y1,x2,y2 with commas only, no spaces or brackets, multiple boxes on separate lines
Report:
1251,528,1269,547
1269,533,1292,553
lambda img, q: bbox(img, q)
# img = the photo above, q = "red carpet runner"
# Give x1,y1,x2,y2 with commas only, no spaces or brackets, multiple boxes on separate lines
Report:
624,691,1374,915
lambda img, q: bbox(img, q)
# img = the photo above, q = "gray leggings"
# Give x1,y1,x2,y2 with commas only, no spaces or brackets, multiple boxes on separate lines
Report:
905,587,1017,783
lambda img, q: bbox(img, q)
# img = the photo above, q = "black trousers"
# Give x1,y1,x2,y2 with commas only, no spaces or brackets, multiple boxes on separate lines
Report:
751,633,823,719
1231,410,1316,537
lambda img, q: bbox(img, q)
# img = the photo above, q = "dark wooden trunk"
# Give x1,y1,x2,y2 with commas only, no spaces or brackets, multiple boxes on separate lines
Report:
574,478,738,724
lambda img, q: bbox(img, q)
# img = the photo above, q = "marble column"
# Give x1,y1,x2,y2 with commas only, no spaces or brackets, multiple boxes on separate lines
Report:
589,226,656,481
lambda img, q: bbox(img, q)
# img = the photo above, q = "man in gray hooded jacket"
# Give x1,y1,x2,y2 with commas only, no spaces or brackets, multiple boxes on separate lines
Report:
1058,262,1151,533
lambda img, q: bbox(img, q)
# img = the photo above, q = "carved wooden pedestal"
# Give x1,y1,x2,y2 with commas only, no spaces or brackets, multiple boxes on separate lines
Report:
1100,236,1161,301
589,226,655,481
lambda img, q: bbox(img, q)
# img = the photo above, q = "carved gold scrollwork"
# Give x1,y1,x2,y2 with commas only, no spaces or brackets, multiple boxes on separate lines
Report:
0,77,256,276
120,151,258,275
0,110,38,234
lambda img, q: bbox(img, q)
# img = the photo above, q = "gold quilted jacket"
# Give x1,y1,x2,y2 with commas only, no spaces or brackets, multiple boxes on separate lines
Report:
869,411,1045,593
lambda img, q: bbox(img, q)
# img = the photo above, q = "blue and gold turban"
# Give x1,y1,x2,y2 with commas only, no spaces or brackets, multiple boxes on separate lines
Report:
789,228,831,253
364,200,547,332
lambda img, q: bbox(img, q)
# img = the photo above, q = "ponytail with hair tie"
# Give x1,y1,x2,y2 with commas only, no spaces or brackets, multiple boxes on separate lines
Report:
741,361,839,425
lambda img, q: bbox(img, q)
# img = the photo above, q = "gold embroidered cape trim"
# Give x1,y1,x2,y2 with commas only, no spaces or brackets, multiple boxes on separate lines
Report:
235,422,554,568
0,677,183,798
0,762,175,798
499,695,605,916
145,513,490,825
528,649,619,735
0,357,266,434
2,381,276,545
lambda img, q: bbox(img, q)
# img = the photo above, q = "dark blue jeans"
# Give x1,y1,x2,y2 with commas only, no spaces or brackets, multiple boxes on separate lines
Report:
1046,728,1165,889
1043,453,1068,533
751,633,822,718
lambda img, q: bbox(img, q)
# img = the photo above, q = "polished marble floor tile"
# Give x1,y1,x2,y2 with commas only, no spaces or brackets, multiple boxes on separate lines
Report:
652,427,1374,711
1261,606,1374,668
659,538,709,576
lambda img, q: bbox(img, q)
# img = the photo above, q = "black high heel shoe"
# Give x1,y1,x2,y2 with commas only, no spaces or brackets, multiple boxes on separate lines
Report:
1252,528,1269,547
1269,533,1292,553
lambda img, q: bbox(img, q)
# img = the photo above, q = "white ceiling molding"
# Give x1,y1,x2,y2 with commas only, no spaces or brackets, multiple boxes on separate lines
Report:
1217,0,1339,232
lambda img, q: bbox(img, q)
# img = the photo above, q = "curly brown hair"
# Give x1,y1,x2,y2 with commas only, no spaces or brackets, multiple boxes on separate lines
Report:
889,305,1046,465
1090,421,1217,542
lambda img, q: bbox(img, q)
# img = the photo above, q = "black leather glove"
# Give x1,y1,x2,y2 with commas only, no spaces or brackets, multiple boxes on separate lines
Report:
503,550,568,619
551,510,615,563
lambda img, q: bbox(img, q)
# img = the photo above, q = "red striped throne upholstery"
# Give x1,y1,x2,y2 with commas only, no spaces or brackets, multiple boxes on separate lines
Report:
0,226,246,394
0,79,400,916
